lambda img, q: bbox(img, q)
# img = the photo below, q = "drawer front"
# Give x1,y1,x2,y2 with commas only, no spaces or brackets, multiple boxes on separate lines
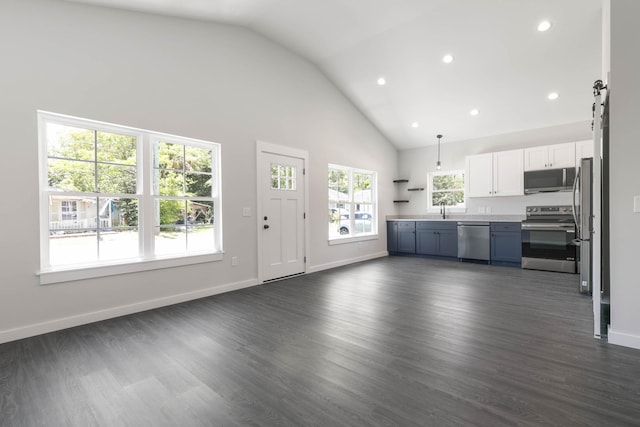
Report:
490,222,521,232
397,221,416,231
416,221,457,230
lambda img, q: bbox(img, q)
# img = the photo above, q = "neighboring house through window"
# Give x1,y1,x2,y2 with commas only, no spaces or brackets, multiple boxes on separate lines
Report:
328,164,377,243
428,170,465,211
60,200,77,221
38,111,222,284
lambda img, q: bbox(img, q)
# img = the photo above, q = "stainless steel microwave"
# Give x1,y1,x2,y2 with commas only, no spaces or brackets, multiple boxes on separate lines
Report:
524,167,576,194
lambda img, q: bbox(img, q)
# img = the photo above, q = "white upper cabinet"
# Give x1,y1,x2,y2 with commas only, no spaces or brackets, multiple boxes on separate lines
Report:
466,149,524,198
493,149,524,196
575,139,594,163
524,142,575,171
466,153,493,197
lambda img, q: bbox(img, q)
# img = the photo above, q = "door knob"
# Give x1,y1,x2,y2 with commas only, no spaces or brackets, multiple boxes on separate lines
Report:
264,216,268,220
263,224,270,229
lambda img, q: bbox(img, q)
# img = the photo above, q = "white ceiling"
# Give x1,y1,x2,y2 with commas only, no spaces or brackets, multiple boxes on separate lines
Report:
65,0,603,150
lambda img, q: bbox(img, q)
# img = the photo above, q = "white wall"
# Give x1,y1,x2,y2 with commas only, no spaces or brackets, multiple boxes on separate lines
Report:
0,0,397,342
397,122,591,215
607,0,640,349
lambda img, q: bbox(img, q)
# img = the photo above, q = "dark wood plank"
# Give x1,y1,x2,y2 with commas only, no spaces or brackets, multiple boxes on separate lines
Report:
2,256,640,426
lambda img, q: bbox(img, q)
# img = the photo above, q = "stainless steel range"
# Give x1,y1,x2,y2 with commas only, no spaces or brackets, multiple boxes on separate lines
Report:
521,205,577,273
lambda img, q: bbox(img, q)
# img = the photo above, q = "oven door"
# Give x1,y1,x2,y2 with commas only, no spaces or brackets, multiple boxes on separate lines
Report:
521,222,577,261
521,222,577,273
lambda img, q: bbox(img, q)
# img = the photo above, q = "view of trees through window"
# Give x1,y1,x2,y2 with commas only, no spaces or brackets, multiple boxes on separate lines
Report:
328,165,376,239
43,117,219,267
430,171,465,207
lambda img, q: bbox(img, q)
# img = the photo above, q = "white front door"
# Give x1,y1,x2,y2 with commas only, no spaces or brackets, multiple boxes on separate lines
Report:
258,146,306,282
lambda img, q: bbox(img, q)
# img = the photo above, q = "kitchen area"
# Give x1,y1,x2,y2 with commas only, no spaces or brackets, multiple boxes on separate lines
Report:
388,135,608,335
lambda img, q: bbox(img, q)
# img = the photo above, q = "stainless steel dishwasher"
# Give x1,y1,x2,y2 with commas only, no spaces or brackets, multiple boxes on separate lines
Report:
457,222,490,261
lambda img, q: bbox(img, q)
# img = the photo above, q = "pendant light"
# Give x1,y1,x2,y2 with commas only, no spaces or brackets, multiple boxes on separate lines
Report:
436,134,443,170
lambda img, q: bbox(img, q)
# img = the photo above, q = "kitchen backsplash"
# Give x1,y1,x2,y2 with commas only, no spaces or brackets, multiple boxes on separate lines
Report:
465,191,573,215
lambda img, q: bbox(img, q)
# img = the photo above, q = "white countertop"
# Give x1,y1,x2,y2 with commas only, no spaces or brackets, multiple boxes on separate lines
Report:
386,214,524,222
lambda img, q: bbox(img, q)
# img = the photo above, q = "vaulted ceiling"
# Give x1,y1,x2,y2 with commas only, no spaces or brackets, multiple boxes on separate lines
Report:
65,0,603,149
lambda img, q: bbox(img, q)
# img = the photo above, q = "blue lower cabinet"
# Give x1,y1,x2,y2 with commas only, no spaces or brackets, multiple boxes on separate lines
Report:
438,229,459,258
416,222,458,258
397,222,416,253
387,221,398,252
416,228,438,255
389,220,517,265
490,222,522,266
388,221,416,254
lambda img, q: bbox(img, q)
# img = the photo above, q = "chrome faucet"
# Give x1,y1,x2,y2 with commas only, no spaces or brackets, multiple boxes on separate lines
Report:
440,202,446,220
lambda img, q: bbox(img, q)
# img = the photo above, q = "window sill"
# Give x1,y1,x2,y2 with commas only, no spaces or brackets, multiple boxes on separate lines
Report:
38,252,224,285
328,234,378,245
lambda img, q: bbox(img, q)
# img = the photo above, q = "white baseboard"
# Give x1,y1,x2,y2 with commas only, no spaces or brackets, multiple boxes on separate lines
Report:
0,278,258,345
308,251,388,274
607,327,640,350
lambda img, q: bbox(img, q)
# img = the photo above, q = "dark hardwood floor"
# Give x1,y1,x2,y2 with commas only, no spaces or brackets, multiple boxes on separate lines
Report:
2,256,640,426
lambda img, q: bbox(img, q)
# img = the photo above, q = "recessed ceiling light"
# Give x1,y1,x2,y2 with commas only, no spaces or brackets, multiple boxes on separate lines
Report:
443,54,454,64
377,77,386,86
470,109,479,116
537,20,552,32
548,92,559,100
411,122,419,128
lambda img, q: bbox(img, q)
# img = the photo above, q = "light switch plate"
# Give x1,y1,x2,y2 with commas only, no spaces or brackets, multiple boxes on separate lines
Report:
634,196,640,213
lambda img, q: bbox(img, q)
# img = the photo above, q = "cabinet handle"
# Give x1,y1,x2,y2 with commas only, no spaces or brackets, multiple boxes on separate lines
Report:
549,163,553,167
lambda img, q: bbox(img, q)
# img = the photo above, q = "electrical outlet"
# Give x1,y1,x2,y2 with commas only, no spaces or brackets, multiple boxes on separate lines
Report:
231,256,238,266
478,207,485,214
634,196,640,213
242,207,251,217
485,207,492,214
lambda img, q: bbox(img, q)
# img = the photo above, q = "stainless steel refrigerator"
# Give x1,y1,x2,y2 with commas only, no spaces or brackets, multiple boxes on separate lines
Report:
573,157,593,294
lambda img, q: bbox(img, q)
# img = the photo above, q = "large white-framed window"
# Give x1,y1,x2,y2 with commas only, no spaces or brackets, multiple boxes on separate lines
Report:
38,111,222,284
328,164,377,244
428,170,465,212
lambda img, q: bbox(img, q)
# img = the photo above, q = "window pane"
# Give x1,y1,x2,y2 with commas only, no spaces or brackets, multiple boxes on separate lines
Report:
155,141,184,170
270,164,296,191
432,191,464,206
185,146,212,173
155,199,187,255
433,173,464,191
158,169,184,196
49,195,99,266
187,199,214,252
330,205,351,238
97,198,138,261
328,169,348,195
108,198,139,227
155,226,187,256
49,195,97,232
188,225,214,252
353,209,374,236
353,172,373,203
47,124,94,161
47,158,95,192
96,131,136,165
186,172,212,197
97,164,137,194
49,232,98,266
